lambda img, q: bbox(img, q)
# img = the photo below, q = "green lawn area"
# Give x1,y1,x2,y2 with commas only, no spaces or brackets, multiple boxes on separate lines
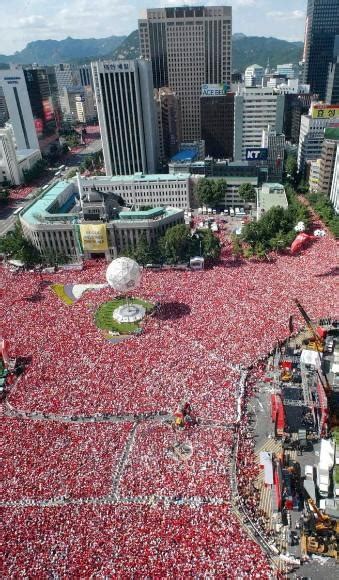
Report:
95,297,154,335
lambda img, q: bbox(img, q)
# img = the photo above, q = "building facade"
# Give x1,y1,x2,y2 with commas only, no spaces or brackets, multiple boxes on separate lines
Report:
297,107,339,172
326,36,339,105
92,59,158,176
0,65,39,151
154,87,181,164
0,126,41,186
0,86,9,127
302,0,339,100
233,87,285,161
330,144,339,212
261,127,285,182
283,93,317,144
23,66,60,153
138,5,232,141
200,90,234,159
20,179,184,261
318,137,338,195
308,158,321,192
60,85,96,124
78,172,192,210
244,64,264,88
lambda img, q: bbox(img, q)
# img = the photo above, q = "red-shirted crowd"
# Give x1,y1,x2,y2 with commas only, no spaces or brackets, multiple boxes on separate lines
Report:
1,228,337,577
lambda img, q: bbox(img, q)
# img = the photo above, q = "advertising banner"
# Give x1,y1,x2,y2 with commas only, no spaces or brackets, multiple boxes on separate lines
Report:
201,83,229,96
80,224,108,252
311,105,339,119
246,148,268,161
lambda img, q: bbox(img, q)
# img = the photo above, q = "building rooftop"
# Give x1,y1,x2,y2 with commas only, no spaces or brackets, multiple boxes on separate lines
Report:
21,180,76,226
171,149,198,163
119,207,165,220
79,173,190,183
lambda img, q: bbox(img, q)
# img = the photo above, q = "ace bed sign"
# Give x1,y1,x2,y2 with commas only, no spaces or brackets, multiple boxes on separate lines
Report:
246,148,268,161
201,83,229,96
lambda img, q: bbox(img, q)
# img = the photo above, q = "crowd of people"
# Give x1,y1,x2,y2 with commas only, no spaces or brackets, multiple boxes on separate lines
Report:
1,226,337,576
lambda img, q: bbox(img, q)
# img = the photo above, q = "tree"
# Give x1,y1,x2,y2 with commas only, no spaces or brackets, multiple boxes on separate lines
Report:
231,234,243,261
199,229,221,261
131,234,156,266
285,154,298,183
196,178,227,208
238,183,256,203
159,224,193,264
0,189,10,204
0,223,41,267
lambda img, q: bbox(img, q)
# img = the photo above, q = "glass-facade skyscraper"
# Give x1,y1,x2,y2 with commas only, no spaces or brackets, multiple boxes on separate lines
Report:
303,0,339,100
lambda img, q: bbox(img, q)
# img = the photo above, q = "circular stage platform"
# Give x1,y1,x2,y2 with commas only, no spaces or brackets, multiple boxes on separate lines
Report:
113,303,146,324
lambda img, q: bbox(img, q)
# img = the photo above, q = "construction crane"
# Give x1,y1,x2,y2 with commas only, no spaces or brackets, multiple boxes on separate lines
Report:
307,499,339,535
294,299,324,352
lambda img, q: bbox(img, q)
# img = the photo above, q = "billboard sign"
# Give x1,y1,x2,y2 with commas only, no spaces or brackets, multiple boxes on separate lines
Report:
246,148,268,161
80,224,108,252
311,104,339,119
201,83,229,96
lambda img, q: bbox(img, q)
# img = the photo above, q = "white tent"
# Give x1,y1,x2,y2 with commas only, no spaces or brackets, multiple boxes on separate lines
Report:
300,349,322,369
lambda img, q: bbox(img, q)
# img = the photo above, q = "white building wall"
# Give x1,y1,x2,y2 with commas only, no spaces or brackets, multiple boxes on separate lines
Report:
0,127,21,185
0,65,39,151
330,145,339,214
78,174,191,209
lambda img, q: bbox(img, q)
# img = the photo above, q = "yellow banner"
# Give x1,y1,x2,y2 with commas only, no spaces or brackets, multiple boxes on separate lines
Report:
311,105,339,119
80,224,108,252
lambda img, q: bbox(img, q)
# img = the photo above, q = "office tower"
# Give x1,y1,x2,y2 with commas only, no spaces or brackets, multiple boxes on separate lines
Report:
154,87,181,163
283,93,317,144
139,5,232,141
92,59,158,176
78,64,93,88
60,86,96,124
261,127,285,182
297,104,339,173
326,36,339,105
318,131,339,195
200,87,234,159
233,87,285,161
0,65,39,151
55,63,81,94
244,64,264,88
276,64,297,80
23,66,60,153
302,0,339,100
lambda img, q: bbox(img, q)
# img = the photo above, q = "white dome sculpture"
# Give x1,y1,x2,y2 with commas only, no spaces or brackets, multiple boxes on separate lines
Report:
106,257,142,293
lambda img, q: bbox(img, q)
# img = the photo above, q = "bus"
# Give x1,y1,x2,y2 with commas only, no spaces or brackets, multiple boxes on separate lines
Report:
58,164,65,172
54,170,62,177
13,206,24,216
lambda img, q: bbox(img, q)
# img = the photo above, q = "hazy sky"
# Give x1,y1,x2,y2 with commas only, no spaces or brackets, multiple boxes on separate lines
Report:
0,0,308,55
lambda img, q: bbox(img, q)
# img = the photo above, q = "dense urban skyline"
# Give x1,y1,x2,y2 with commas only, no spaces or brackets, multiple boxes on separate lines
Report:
0,0,308,55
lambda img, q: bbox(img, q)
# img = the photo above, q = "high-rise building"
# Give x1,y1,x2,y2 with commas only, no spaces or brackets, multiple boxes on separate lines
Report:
302,0,339,100
92,59,158,176
329,143,339,212
200,87,234,159
154,87,181,164
55,63,81,95
326,36,339,105
318,130,339,195
139,5,232,141
244,64,264,88
60,86,96,124
283,93,318,144
261,127,285,182
23,66,60,153
233,87,285,161
0,65,39,151
297,104,339,173
276,64,297,79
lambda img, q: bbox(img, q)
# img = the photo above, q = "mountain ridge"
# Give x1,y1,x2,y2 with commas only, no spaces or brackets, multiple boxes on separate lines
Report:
0,31,303,72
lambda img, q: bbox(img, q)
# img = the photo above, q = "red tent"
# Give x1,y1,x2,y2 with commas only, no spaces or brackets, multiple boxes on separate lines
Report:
290,233,313,254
